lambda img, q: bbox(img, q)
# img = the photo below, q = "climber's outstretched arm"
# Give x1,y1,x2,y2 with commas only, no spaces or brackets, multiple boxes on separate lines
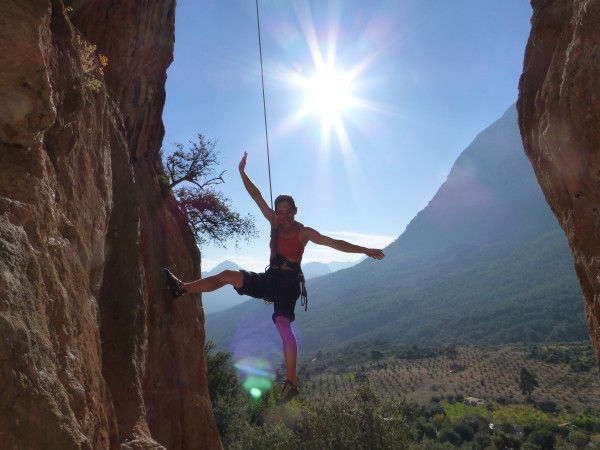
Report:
303,227,385,259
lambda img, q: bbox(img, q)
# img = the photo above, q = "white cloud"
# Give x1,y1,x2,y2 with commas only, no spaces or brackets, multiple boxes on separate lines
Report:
322,231,395,248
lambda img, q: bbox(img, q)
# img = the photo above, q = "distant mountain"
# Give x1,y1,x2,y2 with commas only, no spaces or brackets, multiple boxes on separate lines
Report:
201,261,247,314
202,260,243,276
205,105,586,351
201,259,360,314
302,260,358,279
301,262,332,279
329,259,364,272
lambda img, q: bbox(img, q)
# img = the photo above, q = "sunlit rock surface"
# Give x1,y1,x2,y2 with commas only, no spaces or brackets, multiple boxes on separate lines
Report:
0,0,220,448
518,0,600,369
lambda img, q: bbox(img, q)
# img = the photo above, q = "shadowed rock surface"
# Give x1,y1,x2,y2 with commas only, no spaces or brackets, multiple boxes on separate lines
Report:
0,0,220,448
518,0,600,369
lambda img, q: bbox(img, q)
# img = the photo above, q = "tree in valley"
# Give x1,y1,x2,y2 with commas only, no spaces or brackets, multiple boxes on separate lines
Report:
518,367,539,401
162,134,258,248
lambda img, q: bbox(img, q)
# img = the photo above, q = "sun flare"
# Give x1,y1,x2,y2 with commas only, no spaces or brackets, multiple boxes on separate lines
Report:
301,65,354,124
278,7,376,158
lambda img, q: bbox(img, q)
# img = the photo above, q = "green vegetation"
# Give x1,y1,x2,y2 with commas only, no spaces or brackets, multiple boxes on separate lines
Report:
205,341,247,438
161,135,258,248
75,32,108,92
529,345,597,373
207,342,600,449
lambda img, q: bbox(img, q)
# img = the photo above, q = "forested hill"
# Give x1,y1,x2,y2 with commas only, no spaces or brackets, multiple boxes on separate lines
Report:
205,104,586,352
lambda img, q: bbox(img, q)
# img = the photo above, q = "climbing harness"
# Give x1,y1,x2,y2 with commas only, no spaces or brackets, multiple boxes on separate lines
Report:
267,254,308,311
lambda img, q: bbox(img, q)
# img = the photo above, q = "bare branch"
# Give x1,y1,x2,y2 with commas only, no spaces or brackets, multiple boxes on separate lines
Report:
161,135,258,248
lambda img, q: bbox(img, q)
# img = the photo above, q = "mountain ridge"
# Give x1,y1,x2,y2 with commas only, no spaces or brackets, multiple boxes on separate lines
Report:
205,104,585,352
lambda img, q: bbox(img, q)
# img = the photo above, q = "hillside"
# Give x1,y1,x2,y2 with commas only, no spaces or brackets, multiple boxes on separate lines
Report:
205,105,585,353
299,342,600,411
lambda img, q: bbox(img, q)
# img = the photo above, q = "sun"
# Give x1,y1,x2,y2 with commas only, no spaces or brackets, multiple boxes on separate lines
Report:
300,65,355,125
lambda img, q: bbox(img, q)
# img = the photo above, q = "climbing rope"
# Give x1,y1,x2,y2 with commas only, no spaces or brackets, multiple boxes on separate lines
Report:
255,1,308,311
255,0,274,211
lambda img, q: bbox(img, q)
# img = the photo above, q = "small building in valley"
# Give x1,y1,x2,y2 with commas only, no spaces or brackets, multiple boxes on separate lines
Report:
464,397,486,406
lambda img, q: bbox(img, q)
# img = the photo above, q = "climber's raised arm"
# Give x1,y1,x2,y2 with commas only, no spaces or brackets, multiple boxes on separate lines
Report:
239,151,274,224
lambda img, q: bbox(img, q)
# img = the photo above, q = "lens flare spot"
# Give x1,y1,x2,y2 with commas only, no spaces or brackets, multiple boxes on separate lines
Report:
234,357,272,377
249,388,263,399
234,356,274,397
242,375,272,394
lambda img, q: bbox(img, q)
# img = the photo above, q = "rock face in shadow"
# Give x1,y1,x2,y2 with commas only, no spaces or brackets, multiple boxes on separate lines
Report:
518,0,600,368
0,1,220,448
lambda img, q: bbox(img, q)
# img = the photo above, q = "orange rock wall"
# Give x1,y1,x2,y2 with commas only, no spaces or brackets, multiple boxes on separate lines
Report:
518,0,600,367
0,0,221,448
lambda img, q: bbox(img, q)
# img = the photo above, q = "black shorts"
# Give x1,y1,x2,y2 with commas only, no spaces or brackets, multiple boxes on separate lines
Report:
234,268,301,322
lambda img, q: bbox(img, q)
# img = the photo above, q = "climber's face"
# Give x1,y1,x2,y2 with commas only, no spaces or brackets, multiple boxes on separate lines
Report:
276,200,296,228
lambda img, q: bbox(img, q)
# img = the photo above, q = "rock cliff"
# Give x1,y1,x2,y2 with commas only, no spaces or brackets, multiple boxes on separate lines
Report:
0,0,221,448
518,0,600,368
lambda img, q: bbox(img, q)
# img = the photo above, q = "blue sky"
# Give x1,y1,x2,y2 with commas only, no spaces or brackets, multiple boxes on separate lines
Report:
162,0,532,272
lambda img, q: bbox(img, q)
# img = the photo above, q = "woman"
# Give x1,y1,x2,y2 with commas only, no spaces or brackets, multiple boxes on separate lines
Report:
164,152,385,403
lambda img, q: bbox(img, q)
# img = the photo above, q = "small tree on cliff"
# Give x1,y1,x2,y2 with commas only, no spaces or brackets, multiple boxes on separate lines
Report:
162,134,258,248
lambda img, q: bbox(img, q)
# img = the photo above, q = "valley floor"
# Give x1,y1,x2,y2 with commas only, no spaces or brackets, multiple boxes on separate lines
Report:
298,343,600,411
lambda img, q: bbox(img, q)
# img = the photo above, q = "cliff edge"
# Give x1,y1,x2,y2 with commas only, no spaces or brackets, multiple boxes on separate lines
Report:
518,0,600,369
0,1,220,448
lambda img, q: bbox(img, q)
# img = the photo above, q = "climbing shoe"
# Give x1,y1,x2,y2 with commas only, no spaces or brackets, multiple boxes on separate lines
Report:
277,380,299,404
163,268,187,299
